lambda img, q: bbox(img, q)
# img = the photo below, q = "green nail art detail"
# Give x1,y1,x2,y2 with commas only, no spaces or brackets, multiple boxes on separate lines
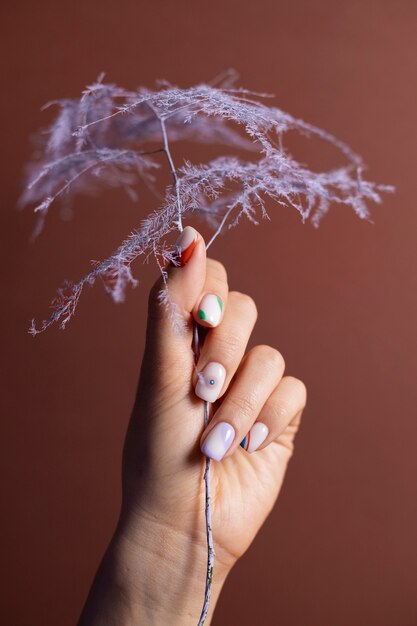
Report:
198,295,222,325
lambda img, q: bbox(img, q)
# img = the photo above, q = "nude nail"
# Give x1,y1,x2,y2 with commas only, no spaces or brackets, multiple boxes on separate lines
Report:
201,422,235,462
240,423,269,453
195,362,226,403
197,294,223,327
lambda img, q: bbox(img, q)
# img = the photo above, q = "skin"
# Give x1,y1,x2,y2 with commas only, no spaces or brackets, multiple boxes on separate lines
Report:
78,230,307,625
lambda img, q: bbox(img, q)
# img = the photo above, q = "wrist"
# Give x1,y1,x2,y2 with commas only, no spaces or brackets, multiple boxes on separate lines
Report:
79,512,230,625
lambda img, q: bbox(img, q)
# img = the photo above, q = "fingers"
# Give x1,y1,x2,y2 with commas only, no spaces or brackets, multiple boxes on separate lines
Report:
142,227,206,387
140,224,306,465
199,346,285,461
193,291,258,402
240,376,307,453
144,227,228,372
147,226,206,331
199,356,306,461
139,226,231,407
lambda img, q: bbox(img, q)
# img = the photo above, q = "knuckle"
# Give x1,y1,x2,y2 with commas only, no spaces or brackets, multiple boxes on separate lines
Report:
230,291,258,320
253,345,285,372
206,259,228,283
213,331,243,361
228,393,258,419
285,376,308,409
271,400,293,423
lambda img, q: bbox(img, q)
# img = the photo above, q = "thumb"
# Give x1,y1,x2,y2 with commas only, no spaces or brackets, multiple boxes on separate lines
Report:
140,226,207,398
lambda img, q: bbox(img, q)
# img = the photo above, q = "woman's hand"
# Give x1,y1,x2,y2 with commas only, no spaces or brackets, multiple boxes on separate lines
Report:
79,227,307,625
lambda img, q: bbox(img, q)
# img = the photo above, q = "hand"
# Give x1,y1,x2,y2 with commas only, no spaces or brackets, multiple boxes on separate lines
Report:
78,227,307,625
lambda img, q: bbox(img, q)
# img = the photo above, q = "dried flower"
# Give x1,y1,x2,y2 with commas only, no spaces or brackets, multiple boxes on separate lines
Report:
21,73,393,334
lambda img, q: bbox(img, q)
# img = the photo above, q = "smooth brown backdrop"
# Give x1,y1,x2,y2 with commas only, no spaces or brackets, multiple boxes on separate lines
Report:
1,1,416,625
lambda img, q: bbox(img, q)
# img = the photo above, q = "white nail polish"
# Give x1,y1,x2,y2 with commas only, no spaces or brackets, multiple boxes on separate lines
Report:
240,423,269,453
201,422,235,461
195,362,226,403
198,294,223,327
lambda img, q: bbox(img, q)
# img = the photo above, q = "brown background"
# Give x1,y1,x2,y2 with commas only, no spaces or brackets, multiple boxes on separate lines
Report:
1,1,416,625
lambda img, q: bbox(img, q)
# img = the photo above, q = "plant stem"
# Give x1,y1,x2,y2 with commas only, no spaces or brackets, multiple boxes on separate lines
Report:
151,106,215,623
206,203,236,251
193,322,215,626
150,108,217,621
147,102,183,232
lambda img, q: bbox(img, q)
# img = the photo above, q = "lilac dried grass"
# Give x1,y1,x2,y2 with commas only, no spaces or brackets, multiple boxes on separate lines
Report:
21,73,392,334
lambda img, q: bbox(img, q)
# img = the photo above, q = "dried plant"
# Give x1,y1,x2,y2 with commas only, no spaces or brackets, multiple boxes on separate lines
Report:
21,71,393,624
21,72,392,334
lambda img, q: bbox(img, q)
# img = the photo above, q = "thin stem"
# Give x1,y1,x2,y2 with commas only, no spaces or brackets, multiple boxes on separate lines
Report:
152,113,213,622
206,203,237,251
193,322,215,626
147,102,183,232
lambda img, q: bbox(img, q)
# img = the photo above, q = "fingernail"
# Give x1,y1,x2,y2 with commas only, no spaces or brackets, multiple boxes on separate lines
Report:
201,422,235,461
240,423,269,453
173,226,198,267
197,294,223,327
195,362,226,402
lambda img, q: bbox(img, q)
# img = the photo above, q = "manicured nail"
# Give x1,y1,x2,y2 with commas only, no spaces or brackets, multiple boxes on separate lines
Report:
173,226,198,267
195,362,226,403
201,422,235,461
197,294,223,327
240,423,269,453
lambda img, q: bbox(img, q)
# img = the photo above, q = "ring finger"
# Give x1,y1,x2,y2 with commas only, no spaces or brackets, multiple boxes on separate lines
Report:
240,376,307,453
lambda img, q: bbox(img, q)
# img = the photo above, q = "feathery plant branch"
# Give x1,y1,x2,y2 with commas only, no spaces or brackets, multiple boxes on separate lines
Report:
22,72,393,623
21,74,393,335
